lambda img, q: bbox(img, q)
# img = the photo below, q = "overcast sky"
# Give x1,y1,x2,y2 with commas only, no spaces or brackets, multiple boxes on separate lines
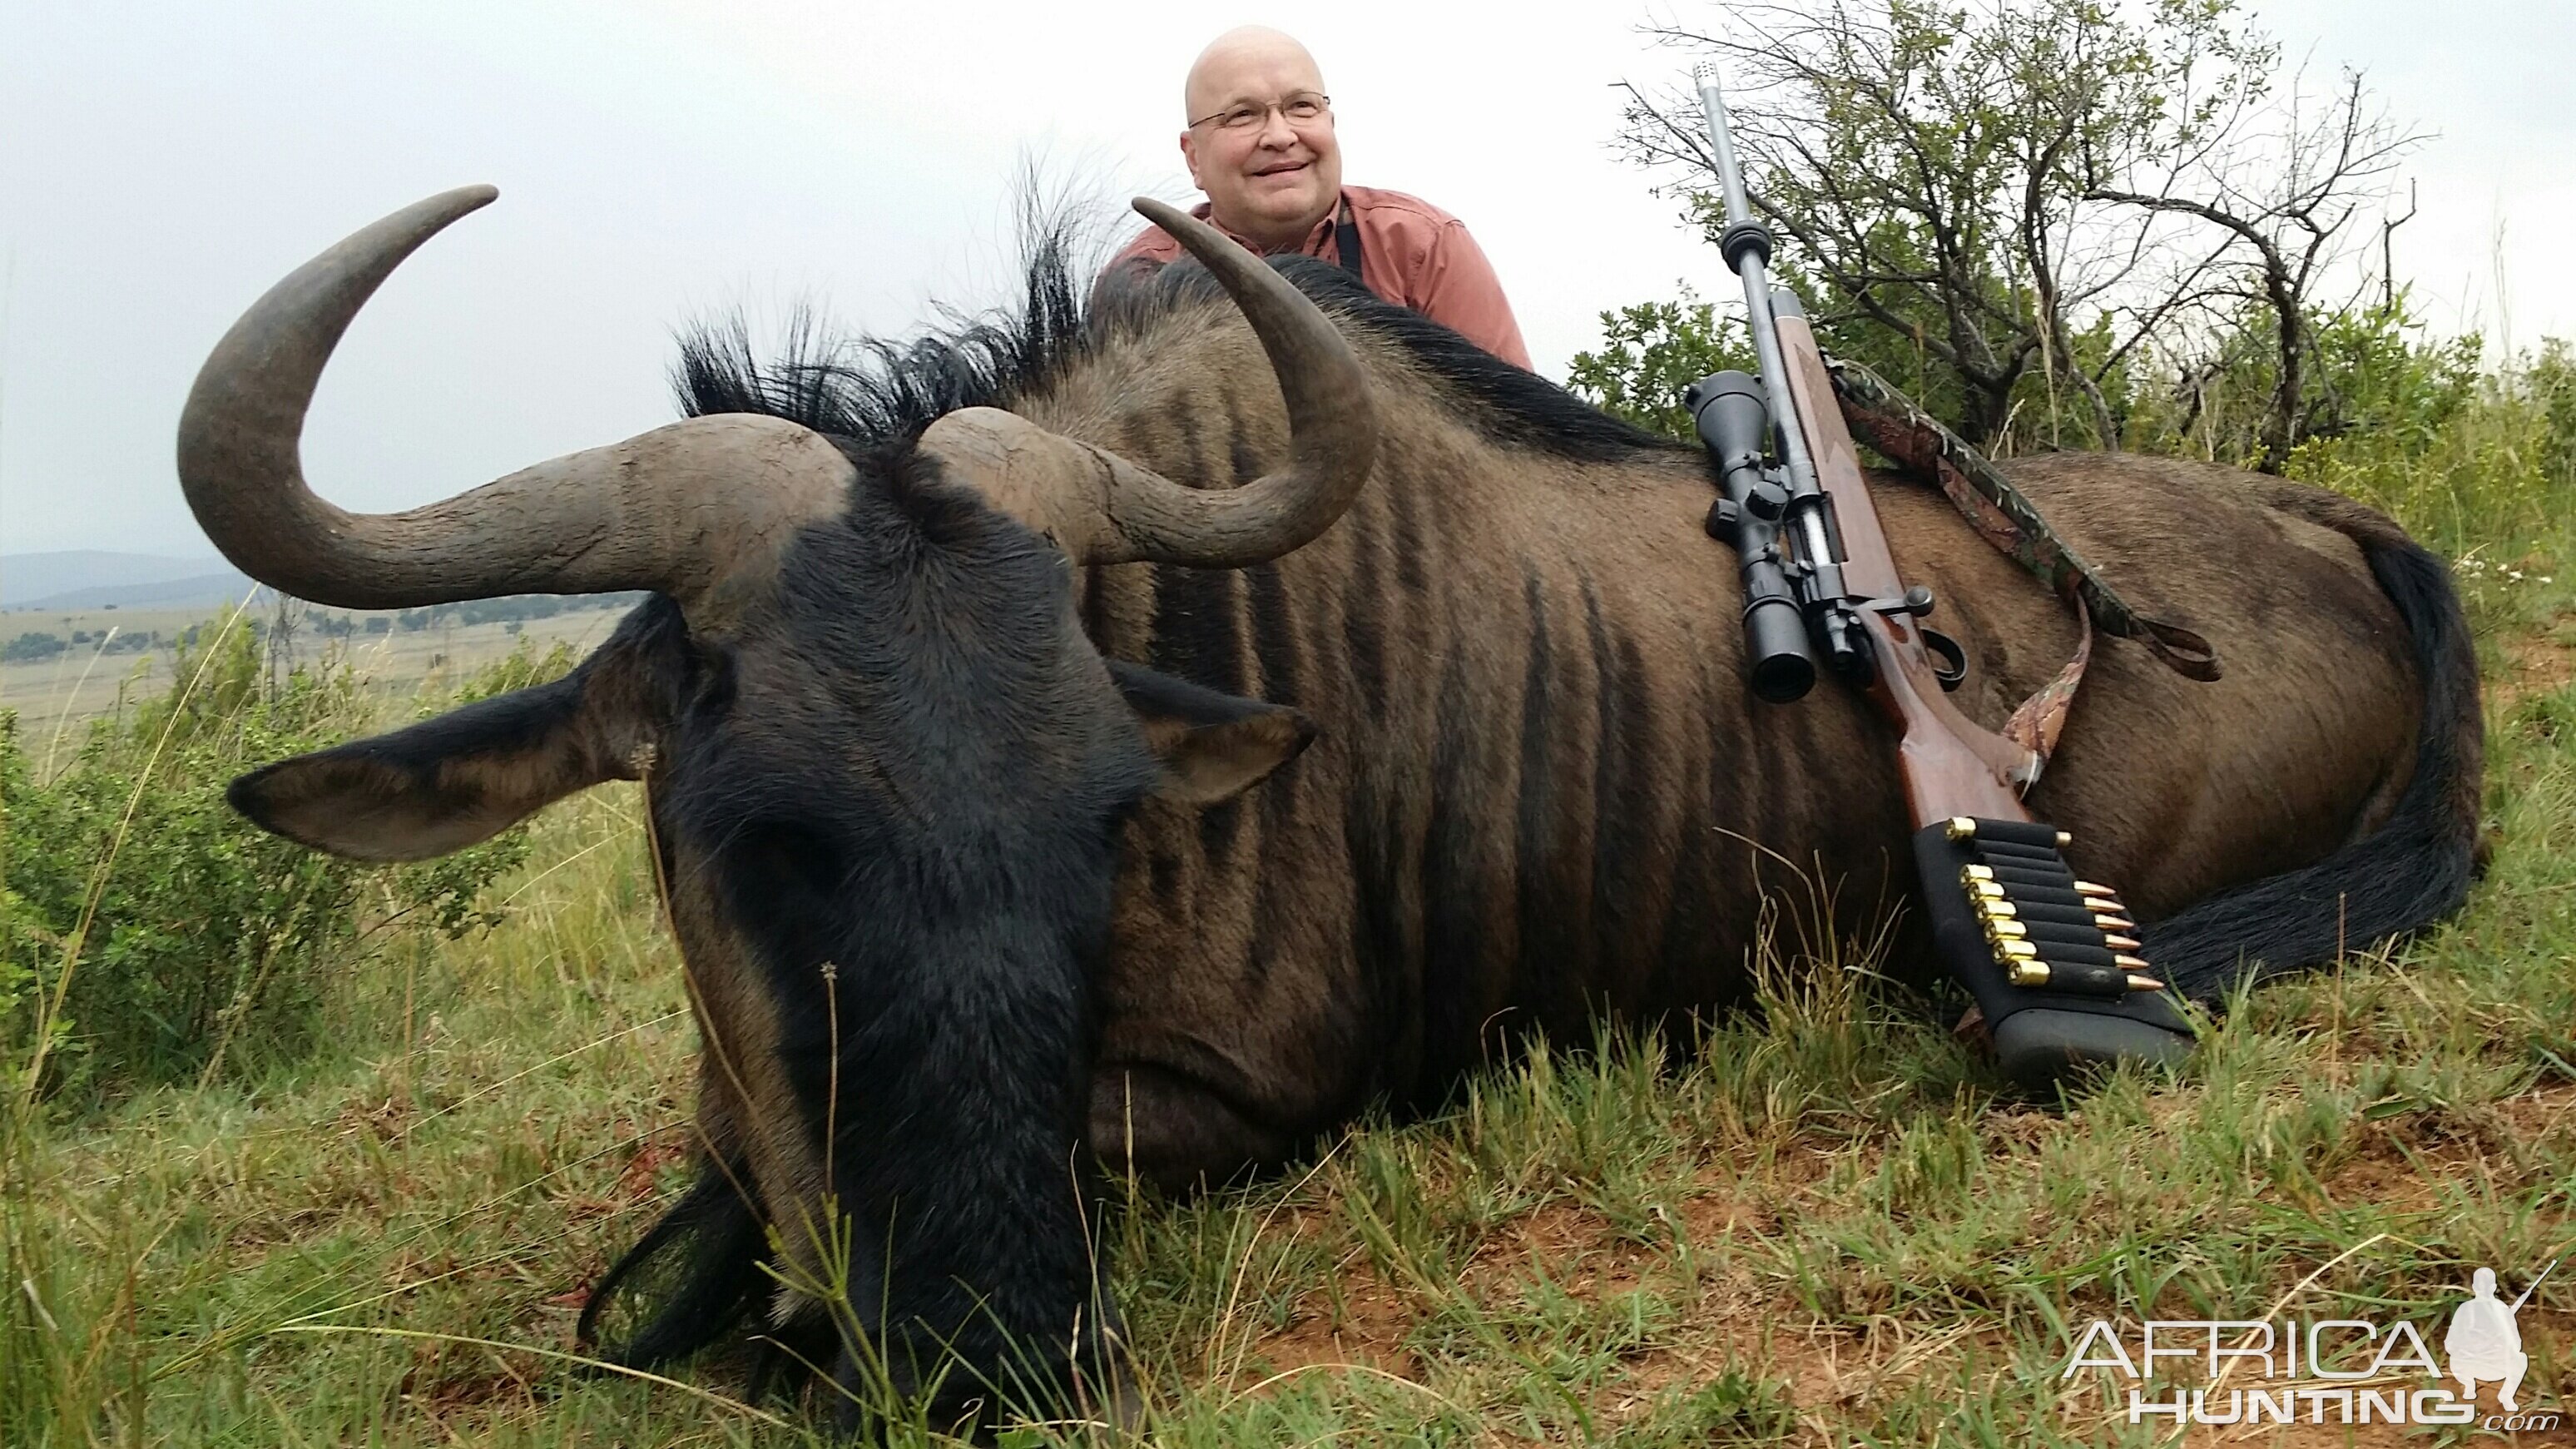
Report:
2,0,2569,556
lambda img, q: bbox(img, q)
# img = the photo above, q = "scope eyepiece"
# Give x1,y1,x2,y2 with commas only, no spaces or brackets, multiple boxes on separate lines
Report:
1746,598,1817,702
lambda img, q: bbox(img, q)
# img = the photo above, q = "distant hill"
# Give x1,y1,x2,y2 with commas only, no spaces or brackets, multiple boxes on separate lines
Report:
12,573,265,613
1,552,255,612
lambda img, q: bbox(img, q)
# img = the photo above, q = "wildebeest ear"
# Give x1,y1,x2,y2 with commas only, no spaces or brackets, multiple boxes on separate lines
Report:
229,649,661,863
1106,659,1316,805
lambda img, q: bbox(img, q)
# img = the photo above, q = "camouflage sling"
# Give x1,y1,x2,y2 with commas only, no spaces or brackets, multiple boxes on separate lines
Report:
1826,357,2222,765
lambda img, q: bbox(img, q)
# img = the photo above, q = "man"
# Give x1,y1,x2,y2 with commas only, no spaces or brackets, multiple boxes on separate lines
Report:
2445,1265,2536,1411
1105,26,1533,370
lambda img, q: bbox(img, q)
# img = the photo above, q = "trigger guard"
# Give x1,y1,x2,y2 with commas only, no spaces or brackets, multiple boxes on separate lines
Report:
1922,628,1969,690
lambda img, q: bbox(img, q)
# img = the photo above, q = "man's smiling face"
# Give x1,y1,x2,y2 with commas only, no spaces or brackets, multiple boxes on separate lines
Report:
1179,27,1342,251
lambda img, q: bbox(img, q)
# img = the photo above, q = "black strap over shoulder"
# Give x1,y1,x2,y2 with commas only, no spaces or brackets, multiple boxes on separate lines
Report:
1333,198,1363,279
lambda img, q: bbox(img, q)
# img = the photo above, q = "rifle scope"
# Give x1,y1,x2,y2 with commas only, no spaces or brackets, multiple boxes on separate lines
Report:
1688,370,1816,702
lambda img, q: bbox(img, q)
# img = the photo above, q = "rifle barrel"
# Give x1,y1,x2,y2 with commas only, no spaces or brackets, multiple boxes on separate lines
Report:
2509,1258,2558,1313
1695,72,1758,231
1693,64,1852,668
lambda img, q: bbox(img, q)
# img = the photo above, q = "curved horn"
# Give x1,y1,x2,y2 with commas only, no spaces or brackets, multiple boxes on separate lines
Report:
176,186,854,609
916,196,1377,568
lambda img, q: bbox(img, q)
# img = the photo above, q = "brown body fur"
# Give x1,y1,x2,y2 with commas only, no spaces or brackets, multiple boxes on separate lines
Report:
1024,295,2440,1186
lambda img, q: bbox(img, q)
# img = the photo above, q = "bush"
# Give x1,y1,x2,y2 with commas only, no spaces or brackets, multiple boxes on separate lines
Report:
1565,290,1755,441
2229,311,2576,565
1568,283,2574,573
2531,339,2576,494
1563,278,2123,454
389,591,642,636
0,611,536,1104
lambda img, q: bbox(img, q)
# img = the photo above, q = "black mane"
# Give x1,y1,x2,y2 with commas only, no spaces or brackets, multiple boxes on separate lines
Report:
672,238,1680,466
671,224,1091,460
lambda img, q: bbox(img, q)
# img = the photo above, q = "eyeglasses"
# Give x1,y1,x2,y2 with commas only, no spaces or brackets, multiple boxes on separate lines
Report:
1189,92,1331,132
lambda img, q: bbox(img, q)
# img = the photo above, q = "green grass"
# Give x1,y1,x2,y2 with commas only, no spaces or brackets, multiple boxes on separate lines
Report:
5,595,2569,1447
6,512,2572,1442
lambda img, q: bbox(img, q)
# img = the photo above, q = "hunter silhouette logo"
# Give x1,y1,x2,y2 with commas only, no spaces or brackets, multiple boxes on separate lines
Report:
2061,1259,2561,1432
2447,1261,2554,1412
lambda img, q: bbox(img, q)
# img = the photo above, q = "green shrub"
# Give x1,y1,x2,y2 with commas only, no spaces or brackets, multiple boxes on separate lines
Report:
2530,338,2576,494
1565,290,1755,441
1568,285,2574,575
2271,340,2573,565
0,612,538,1104
2,633,67,663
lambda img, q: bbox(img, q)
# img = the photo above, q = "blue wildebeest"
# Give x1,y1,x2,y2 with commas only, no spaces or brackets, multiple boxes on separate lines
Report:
179,188,2478,1428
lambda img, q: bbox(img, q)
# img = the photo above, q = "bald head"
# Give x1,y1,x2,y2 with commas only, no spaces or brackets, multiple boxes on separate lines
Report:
1184,27,1326,122
1175,26,1344,252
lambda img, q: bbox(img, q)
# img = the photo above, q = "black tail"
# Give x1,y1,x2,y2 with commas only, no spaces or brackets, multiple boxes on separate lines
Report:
2144,513,2484,1000
576,1159,768,1368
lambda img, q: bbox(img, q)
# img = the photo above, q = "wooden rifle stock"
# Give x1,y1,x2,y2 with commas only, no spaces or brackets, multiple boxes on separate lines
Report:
1767,313,2039,821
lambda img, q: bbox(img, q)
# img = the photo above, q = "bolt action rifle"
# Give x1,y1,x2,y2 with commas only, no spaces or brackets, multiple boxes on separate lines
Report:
1682,63,2196,1090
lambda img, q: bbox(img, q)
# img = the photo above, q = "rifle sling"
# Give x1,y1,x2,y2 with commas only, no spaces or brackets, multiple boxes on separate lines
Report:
1821,357,2220,767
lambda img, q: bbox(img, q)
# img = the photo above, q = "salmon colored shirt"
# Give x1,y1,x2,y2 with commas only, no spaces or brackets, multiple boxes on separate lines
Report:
1105,184,1533,370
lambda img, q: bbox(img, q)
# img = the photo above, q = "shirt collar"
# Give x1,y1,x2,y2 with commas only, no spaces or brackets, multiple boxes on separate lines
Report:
1192,194,1344,258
